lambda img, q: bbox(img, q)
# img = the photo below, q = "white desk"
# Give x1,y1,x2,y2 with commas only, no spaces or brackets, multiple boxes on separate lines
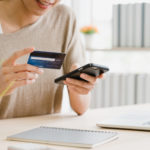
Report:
0,104,150,150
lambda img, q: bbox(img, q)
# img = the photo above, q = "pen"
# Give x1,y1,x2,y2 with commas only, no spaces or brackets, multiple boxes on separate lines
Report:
0,61,15,97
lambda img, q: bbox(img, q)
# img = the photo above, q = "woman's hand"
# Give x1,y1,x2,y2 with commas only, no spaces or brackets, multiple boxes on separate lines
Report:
0,48,43,97
64,64,103,95
64,64,103,115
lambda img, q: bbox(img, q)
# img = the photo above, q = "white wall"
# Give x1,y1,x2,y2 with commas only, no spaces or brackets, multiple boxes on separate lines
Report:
62,0,92,26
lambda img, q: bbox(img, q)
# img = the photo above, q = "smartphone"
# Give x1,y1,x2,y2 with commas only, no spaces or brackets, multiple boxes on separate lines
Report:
55,63,109,84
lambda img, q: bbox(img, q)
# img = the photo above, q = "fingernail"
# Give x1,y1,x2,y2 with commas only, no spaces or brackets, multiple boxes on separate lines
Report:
35,74,39,79
66,78,70,82
81,74,85,78
39,69,44,73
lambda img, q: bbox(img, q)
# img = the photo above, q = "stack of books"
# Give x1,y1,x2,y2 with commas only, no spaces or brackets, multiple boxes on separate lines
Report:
112,3,150,48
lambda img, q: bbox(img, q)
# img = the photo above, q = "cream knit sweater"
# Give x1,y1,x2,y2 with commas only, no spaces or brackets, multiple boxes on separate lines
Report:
0,4,87,119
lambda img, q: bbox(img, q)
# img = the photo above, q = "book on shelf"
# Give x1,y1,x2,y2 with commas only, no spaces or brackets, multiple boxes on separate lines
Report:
126,4,134,47
103,74,111,107
133,3,143,47
119,74,127,106
144,3,150,47
120,4,128,47
126,74,136,105
91,79,103,108
112,4,120,47
145,74,150,103
136,74,146,104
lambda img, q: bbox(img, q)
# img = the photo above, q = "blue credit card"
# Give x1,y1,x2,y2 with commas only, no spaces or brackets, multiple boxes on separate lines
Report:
27,51,66,69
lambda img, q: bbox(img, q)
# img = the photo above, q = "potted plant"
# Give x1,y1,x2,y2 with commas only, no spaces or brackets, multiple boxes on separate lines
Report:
80,26,98,49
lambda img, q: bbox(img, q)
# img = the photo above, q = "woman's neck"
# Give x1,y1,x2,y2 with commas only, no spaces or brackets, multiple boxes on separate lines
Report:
0,0,40,33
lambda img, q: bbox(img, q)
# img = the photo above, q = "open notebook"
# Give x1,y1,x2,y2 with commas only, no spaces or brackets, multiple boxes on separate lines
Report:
7,126,118,148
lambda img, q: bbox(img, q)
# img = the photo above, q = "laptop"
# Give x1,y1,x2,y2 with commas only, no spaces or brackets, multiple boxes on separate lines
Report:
97,110,150,131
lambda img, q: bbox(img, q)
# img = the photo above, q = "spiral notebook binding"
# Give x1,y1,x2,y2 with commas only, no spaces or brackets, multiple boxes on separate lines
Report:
40,126,114,134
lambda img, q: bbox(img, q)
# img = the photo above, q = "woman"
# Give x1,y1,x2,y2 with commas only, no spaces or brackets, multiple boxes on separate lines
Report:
0,0,102,119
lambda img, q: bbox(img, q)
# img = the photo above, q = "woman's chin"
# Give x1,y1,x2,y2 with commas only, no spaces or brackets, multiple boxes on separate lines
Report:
21,0,53,16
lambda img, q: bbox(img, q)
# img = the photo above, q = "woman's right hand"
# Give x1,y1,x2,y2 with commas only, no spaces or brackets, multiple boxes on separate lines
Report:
0,48,44,96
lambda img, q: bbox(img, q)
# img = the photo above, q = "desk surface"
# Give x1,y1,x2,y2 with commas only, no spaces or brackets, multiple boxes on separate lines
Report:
0,104,150,150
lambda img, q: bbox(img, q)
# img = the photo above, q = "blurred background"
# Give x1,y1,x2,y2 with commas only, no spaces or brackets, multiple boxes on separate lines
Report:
61,0,150,112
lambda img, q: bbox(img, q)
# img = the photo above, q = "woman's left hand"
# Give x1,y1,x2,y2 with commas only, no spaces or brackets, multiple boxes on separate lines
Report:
64,64,103,95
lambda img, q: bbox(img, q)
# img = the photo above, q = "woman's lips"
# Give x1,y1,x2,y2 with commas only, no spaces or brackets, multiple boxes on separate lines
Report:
36,0,51,9
49,0,56,4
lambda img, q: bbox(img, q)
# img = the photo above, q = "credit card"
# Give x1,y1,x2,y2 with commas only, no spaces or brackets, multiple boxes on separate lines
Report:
27,51,66,69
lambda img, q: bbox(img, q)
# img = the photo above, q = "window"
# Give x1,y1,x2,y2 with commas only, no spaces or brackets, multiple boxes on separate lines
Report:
62,0,150,49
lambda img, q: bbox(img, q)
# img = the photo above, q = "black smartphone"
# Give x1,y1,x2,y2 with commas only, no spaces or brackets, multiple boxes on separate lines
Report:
55,63,109,84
